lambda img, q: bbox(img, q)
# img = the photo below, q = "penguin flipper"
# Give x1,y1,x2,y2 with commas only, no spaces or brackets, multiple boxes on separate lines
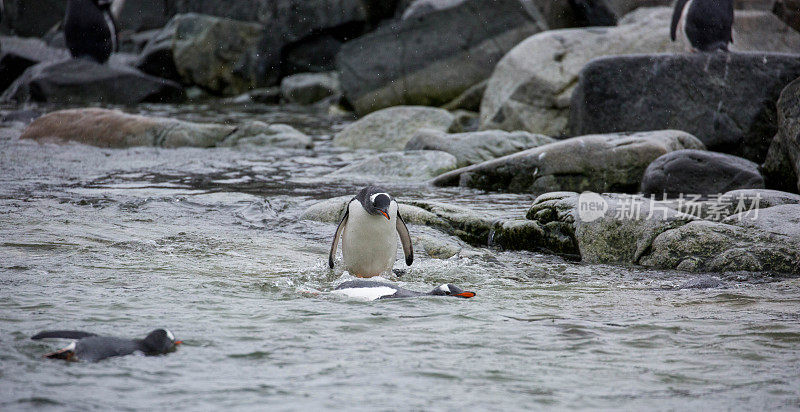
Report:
31,331,97,340
329,206,349,269
395,210,414,266
670,0,690,41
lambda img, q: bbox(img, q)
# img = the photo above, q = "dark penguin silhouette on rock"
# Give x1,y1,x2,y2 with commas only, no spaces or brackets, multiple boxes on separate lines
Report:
333,280,476,301
670,0,734,52
31,329,181,362
64,0,118,64
329,186,414,278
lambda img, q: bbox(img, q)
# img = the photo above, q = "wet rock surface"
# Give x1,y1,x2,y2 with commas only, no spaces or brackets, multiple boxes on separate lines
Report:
570,53,800,163
432,130,704,193
640,150,766,197
337,0,541,115
333,106,455,151
405,128,556,168
19,108,311,149
327,150,457,182
763,76,800,193
1,59,185,105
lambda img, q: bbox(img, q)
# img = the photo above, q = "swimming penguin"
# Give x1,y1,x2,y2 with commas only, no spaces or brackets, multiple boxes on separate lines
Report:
333,280,476,301
670,0,734,52
329,186,414,278
31,329,181,362
64,0,119,64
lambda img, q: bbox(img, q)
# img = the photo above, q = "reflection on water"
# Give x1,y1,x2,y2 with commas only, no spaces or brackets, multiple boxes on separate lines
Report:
1,104,799,410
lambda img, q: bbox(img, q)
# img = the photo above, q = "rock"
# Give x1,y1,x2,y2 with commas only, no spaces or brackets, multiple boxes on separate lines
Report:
280,72,341,105
401,0,465,20
734,10,800,52
333,106,455,151
442,80,486,112
432,130,705,193
224,87,281,105
660,188,800,221
1,59,185,105
640,150,765,197
533,0,617,28
480,7,800,138
678,275,724,289
337,0,542,115
280,33,343,75
327,150,457,181
135,26,182,83
218,122,313,149
0,36,70,93
405,128,556,167
168,14,265,95
447,110,480,133
572,53,800,163
172,0,382,86
723,204,800,239
762,76,800,193
19,108,308,149
412,233,461,259
526,191,800,274
639,218,800,274
773,0,800,33
113,0,172,33
0,0,66,37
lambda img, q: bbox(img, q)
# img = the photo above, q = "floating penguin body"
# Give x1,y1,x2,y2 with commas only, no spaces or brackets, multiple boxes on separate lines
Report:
329,186,413,278
670,0,734,52
333,280,476,301
64,0,118,64
32,329,181,362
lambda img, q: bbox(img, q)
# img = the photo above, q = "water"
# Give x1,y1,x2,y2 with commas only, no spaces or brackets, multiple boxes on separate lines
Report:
1,104,799,410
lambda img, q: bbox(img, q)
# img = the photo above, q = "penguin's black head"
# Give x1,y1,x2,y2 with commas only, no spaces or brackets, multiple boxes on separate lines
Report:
356,186,393,220
140,329,181,354
430,284,476,298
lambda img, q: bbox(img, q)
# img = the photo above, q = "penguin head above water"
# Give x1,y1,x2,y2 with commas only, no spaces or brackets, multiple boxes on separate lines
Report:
355,185,393,220
139,329,182,354
429,284,476,298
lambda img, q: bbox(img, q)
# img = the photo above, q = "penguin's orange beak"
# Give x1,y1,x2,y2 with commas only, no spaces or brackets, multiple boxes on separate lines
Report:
174,340,183,345
380,210,390,220
453,291,476,298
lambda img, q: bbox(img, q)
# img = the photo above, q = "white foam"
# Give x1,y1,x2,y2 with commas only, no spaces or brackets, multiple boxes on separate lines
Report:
332,286,397,301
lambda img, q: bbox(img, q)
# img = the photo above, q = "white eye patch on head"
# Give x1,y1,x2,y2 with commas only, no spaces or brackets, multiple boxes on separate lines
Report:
370,193,390,203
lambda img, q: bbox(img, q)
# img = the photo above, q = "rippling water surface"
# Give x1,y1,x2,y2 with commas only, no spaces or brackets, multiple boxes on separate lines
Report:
1,104,799,410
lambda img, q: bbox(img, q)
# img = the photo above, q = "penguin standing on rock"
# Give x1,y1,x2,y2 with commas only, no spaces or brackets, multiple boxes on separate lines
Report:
670,0,734,52
329,186,414,278
31,329,181,362
64,0,119,64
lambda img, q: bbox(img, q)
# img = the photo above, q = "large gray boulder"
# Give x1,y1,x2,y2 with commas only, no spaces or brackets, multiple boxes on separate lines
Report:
570,53,800,163
19,108,311,149
113,0,172,33
405,128,556,168
640,150,766,197
480,7,800,137
333,106,455,151
527,191,800,274
166,14,265,95
327,150,457,182
0,36,70,93
432,130,705,193
763,77,800,193
0,0,66,37
337,0,542,115
0,59,184,105
280,72,341,105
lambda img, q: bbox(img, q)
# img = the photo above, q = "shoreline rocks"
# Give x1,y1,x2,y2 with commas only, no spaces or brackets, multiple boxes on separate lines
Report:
405,129,556,168
333,106,455,151
570,52,800,163
432,130,705,194
337,0,542,115
640,150,766,196
327,150,457,181
19,108,312,149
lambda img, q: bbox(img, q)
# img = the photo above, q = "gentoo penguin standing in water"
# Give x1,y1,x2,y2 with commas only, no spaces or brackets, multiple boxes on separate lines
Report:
31,329,181,362
64,0,118,63
329,186,414,278
670,0,734,52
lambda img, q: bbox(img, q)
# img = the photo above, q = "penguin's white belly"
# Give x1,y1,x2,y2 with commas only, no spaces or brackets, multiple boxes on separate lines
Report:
341,201,398,277
677,0,694,51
